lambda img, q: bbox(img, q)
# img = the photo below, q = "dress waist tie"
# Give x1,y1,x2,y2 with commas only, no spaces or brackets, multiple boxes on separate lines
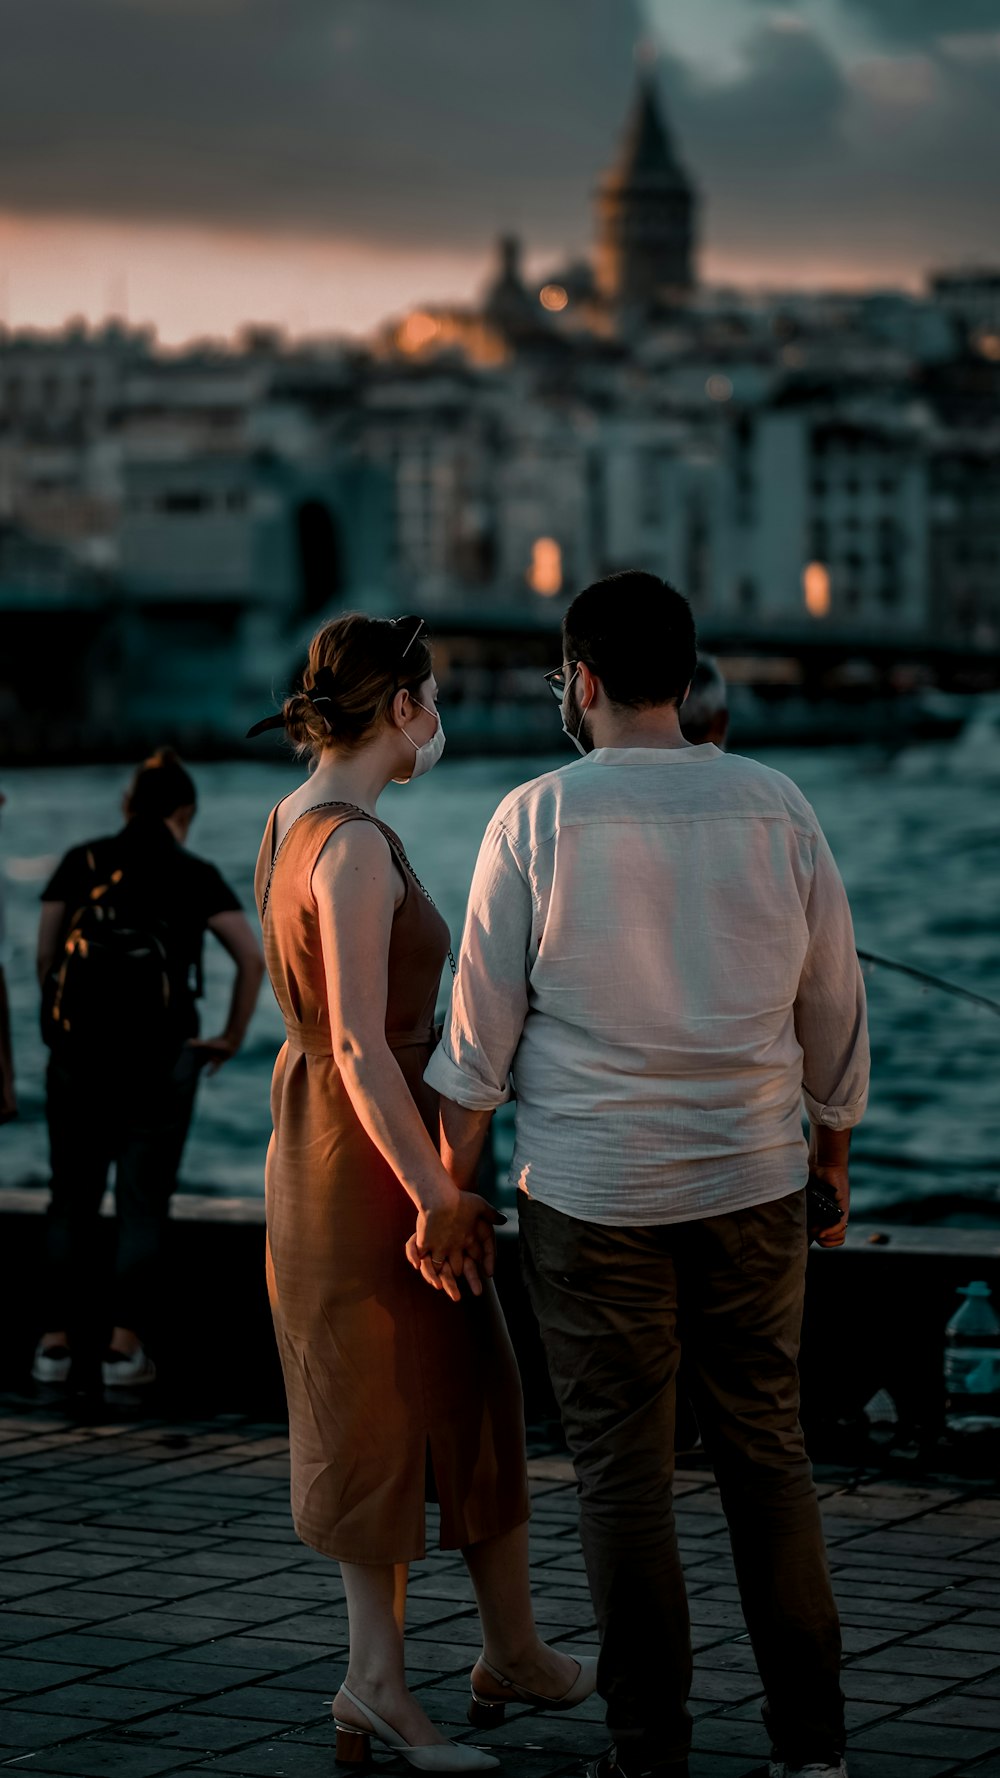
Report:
282,1024,436,1056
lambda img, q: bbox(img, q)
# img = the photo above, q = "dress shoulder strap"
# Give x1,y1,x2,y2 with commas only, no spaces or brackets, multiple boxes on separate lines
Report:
258,802,376,924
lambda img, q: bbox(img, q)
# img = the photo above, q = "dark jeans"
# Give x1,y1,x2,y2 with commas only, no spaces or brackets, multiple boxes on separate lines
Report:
519,1188,844,1772
43,1052,200,1339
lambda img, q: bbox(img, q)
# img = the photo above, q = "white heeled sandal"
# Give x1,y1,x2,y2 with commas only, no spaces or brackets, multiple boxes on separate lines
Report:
333,1683,500,1772
469,1652,599,1727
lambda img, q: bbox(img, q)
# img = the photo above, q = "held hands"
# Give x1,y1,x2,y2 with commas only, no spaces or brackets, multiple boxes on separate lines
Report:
808,1164,850,1249
406,1187,507,1302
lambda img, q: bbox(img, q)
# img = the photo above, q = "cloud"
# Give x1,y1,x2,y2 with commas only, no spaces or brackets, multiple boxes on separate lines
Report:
0,0,996,294
0,0,643,248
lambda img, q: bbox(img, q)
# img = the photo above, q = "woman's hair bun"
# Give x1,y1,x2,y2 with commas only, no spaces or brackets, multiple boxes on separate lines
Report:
280,611,433,762
280,691,326,754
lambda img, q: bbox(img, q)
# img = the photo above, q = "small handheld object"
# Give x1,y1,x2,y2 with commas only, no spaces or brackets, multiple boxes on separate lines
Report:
806,1175,844,1234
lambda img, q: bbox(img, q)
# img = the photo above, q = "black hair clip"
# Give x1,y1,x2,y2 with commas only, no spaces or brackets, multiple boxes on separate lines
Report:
245,667,339,740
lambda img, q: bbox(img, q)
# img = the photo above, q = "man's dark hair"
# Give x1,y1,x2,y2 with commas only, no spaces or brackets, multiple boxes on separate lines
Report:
125,747,197,821
563,571,697,709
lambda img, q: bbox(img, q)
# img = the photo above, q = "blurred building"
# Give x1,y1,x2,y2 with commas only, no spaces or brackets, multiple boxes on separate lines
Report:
2,85,999,756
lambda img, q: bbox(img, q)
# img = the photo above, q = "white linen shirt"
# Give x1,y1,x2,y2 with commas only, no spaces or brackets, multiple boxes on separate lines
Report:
425,745,870,1226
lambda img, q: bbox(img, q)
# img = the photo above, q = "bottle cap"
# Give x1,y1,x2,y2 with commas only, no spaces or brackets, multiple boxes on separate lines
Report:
959,1281,992,1297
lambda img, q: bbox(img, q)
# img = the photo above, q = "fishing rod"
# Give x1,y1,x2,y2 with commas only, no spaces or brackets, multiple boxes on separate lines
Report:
856,949,1000,1018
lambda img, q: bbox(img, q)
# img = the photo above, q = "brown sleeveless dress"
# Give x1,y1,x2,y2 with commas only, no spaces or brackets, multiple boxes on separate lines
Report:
254,803,529,1564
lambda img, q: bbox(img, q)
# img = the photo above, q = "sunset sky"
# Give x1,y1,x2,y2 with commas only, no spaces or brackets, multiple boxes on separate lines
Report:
1,0,997,344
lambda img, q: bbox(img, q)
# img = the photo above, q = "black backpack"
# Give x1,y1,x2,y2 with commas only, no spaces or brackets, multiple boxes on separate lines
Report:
43,849,173,1061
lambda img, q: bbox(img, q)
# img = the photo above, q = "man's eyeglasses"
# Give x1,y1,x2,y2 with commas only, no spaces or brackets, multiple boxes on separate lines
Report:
543,662,579,703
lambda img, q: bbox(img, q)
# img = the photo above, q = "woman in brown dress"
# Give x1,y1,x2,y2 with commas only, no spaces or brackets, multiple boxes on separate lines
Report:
251,614,595,1772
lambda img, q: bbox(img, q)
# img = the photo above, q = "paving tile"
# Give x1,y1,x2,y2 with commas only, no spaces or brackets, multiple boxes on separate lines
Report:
6,1738,205,1775
5,1589,161,1621
904,1695,1000,1731
836,1757,961,1777
909,1626,1000,1655
0,1708,97,1748
851,1718,1000,1760
840,1668,958,1704
166,1636,334,1672
92,1612,249,1644
967,1675,1000,1698
117,1712,272,1754
0,1655,98,1691
12,1634,179,1667
7,1680,181,1721
186,1686,328,1724
849,1646,1000,1678
0,1613,84,1644
97,1659,258,1696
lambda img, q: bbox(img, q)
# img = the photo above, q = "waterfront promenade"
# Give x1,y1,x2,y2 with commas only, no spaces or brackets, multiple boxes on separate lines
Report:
1,1403,999,1777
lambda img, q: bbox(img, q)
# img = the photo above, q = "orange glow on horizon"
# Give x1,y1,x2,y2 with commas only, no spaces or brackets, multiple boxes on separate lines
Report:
0,214,929,349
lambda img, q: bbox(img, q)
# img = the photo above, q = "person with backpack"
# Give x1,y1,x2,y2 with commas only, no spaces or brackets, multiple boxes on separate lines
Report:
33,748,264,1388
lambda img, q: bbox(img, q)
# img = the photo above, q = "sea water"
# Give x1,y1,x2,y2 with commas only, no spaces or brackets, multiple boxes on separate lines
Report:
2,740,999,1217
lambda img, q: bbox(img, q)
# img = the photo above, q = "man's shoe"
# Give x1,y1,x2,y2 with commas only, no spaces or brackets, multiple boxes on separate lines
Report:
769,1762,847,1777
102,1345,156,1387
32,1342,72,1385
587,1749,688,1778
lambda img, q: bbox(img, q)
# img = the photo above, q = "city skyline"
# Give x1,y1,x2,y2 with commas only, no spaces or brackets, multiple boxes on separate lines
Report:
1,0,998,345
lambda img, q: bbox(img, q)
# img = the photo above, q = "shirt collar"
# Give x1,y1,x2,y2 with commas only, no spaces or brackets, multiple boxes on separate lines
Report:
581,745,721,766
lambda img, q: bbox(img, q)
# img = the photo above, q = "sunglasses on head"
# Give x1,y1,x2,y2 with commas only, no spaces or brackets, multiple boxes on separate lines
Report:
389,615,427,662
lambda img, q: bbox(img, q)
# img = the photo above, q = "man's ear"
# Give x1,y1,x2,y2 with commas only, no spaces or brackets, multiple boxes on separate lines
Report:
577,661,600,705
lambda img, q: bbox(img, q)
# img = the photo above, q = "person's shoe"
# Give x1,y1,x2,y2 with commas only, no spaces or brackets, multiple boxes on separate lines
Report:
102,1345,156,1387
586,1750,688,1778
769,1762,848,1777
31,1342,72,1385
469,1652,598,1726
333,1684,499,1772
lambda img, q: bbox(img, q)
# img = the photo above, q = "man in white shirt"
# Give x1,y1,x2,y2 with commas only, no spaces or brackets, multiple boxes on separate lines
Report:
425,572,869,1778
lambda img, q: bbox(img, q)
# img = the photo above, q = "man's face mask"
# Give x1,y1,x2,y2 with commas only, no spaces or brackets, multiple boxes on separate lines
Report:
561,666,594,756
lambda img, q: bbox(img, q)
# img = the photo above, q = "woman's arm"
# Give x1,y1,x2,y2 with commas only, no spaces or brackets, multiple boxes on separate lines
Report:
314,823,500,1300
37,900,66,987
194,910,266,1070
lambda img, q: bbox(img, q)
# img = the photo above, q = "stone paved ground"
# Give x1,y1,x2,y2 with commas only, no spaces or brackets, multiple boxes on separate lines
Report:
1,1404,999,1778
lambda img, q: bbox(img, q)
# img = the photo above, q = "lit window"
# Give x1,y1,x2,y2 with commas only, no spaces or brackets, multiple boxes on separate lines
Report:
540,284,569,313
706,374,733,402
527,537,562,596
803,560,831,618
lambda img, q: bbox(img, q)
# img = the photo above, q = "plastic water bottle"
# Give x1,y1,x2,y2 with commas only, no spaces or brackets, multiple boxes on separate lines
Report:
944,1281,1000,1431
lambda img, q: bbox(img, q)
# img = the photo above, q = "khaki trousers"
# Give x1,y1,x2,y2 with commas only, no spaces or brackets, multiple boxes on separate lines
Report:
519,1187,845,1771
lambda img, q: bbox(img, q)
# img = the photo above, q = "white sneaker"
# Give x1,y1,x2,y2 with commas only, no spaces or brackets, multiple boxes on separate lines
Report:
770,1763,847,1777
102,1345,157,1387
32,1342,72,1385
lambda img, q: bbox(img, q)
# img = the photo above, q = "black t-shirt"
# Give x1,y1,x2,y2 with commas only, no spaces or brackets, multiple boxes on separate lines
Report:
41,817,241,1044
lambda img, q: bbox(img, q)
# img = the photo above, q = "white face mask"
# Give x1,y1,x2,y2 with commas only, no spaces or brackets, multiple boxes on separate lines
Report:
561,668,593,756
393,700,446,783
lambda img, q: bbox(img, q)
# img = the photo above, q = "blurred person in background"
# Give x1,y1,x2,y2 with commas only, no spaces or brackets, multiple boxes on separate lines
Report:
33,748,264,1389
0,791,15,1125
679,653,729,747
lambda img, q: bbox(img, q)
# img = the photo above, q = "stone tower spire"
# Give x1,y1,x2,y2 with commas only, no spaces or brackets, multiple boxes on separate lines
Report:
595,75,697,319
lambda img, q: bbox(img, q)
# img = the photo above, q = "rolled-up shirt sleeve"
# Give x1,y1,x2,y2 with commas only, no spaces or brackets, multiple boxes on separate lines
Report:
795,830,870,1130
425,817,532,1110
